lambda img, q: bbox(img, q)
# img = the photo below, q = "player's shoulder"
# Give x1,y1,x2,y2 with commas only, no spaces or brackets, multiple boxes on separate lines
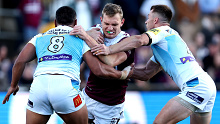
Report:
28,33,43,46
88,24,103,33
89,24,102,29
31,33,44,40
147,26,171,36
117,31,130,39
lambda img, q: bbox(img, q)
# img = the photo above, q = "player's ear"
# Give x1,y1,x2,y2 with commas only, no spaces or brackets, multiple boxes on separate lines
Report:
54,19,57,27
154,17,159,24
100,16,103,22
121,18,125,27
74,19,77,25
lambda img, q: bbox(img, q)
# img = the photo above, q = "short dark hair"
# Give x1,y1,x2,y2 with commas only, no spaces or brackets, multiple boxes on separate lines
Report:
102,3,123,19
56,6,76,25
150,5,172,23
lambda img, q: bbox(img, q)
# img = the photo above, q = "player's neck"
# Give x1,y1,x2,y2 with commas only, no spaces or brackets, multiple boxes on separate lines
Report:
156,23,170,28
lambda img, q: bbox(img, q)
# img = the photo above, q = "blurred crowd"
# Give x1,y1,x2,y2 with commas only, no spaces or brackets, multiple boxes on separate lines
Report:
1,0,220,91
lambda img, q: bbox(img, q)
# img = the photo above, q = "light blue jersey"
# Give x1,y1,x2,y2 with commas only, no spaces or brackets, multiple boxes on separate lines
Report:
147,26,216,111
146,26,204,90
29,25,90,83
27,25,89,115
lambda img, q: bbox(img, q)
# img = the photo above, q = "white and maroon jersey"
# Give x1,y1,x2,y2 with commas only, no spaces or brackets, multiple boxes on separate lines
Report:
85,24,135,105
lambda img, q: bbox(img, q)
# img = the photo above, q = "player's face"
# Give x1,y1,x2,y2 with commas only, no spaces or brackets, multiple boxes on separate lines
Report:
101,13,124,39
145,10,155,30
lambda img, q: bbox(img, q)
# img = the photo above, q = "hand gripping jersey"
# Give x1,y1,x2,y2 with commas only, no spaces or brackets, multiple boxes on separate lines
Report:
85,24,135,105
29,25,89,89
146,26,206,90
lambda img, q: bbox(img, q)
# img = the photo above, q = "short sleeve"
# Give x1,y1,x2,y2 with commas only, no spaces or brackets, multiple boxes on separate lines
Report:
146,28,165,44
28,33,42,46
82,41,90,55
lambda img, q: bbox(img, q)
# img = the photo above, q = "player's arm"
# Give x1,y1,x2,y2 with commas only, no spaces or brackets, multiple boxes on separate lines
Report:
83,51,132,79
85,27,127,66
2,43,36,104
70,25,127,67
91,33,151,55
98,52,127,67
131,60,162,81
70,25,98,47
86,27,104,44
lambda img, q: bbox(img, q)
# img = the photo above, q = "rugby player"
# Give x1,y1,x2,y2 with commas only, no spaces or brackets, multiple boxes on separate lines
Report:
2,6,132,124
70,3,135,124
91,5,217,124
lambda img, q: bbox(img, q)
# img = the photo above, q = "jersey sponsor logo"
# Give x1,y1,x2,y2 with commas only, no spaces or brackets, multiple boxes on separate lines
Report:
27,99,33,108
39,54,72,62
186,91,204,104
180,56,195,64
73,94,82,108
47,29,70,35
147,28,161,35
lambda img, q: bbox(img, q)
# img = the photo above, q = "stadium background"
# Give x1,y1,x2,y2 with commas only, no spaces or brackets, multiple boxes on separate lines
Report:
1,0,220,124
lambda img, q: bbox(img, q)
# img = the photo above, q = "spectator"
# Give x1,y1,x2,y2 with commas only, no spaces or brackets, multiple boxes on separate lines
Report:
194,32,209,61
202,39,220,78
0,45,11,91
198,0,220,14
139,0,175,31
113,0,145,33
214,52,220,82
174,0,200,43
18,0,43,42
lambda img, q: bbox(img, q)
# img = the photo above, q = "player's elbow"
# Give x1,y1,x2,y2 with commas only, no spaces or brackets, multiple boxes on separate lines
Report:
133,35,147,47
108,61,120,67
142,76,150,81
15,58,27,65
132,74,150,81
92,67,107,77
104,60,115,67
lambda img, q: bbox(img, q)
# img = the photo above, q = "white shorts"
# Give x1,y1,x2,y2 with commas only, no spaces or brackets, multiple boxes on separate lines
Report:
178,72,216,112
26,74,85,115
82,88,124,124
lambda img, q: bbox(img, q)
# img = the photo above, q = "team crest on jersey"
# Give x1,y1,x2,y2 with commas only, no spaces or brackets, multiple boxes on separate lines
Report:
147,28,161,35
73,94,82,108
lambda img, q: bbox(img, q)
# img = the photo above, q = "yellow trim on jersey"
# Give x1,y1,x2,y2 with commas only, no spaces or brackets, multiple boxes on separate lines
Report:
147,28,161,35
165,34,175,37
72,86,78,91
193,84,199,88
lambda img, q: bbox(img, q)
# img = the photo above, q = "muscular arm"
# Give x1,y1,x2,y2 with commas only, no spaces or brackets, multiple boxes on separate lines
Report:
131,60,162,81
2,43,36,104
91,33,150,55
11,43,36,87
70,25,127,66
83,51,122,79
